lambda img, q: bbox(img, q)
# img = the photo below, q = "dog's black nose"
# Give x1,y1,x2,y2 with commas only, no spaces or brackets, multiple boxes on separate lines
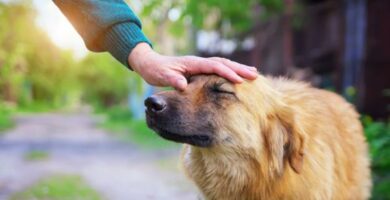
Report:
145,95,167,113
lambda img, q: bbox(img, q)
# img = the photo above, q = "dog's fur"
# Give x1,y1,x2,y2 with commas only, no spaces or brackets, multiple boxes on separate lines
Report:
145,75,371,200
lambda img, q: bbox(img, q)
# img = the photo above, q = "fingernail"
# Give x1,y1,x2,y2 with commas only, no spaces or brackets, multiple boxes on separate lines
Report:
176,78,187,90
236,76,244,83
248,67,257,71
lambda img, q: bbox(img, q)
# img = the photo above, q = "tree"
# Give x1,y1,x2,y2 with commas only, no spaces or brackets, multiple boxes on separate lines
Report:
140,0,284,38
0,2,135,109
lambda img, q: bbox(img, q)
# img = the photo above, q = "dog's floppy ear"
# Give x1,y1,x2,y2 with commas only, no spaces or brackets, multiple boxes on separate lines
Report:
280,107,305,174
263,106,305,177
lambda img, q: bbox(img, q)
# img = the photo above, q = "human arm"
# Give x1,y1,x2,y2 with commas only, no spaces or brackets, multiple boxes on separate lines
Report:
53,0,257,90
53,0,151,68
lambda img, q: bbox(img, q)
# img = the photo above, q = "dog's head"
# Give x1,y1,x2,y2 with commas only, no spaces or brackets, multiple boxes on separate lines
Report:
145,75,305,174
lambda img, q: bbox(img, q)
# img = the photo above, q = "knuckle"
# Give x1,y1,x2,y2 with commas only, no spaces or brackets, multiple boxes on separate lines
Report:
220,58,230,62
209,57,224,62
180,55,197,64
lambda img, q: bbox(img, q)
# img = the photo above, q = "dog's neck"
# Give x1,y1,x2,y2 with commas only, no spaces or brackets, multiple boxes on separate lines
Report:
183,146,286,200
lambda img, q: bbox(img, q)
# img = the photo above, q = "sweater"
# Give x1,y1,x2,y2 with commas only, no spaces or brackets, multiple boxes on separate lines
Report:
53,0,152,69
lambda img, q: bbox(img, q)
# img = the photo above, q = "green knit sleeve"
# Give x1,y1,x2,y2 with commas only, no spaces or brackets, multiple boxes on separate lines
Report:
53,0,152,69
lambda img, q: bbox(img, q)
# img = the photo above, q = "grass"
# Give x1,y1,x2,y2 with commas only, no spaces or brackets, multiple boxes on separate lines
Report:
10,174,102,200
17,101,60,113
0,113,13,132
0,100,60,133
98,105,179,149
0,102,15,132
24,150,50,161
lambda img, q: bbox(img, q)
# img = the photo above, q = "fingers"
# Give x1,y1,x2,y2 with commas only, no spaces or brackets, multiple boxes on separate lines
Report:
183,56,257,83
137,54,258,91
209,57,258,80
183,56,245,83
163,71,188,91
173,77,187,91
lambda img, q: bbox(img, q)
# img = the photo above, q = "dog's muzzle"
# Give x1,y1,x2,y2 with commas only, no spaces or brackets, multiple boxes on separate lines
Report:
144,95,213,147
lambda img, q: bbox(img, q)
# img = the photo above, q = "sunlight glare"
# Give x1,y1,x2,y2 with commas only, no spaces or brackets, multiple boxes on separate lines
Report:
33,1,88,59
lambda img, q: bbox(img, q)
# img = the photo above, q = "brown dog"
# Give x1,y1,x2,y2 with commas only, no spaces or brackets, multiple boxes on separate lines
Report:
145,74,371,200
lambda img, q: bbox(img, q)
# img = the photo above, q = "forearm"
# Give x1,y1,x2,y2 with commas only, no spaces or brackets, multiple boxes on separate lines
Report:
53,0,151,68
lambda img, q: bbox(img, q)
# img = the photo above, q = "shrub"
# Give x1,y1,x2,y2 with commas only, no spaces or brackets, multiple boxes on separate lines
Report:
362,116,390,199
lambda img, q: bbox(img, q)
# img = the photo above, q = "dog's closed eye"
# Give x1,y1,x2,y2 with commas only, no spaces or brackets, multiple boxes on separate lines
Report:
210,82,235,95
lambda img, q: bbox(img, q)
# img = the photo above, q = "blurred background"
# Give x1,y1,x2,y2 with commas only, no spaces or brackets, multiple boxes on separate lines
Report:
0,0,388,199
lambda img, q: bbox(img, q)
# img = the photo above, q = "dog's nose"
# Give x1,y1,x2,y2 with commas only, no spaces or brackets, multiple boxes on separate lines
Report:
145,95,167,113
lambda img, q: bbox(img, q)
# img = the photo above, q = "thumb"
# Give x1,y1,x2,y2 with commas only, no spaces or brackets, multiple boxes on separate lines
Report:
167,73,187,91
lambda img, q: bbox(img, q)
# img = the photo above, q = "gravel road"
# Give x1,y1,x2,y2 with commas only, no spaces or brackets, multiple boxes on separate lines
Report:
0,113,198,200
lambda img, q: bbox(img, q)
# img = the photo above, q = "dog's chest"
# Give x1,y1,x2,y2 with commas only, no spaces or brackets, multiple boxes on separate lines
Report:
183,147,262,199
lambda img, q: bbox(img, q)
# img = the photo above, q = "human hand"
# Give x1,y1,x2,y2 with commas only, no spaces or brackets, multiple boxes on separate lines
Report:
128,43,258,90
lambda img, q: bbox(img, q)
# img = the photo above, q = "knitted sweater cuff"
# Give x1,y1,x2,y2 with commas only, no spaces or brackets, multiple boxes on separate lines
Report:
102,22,152,69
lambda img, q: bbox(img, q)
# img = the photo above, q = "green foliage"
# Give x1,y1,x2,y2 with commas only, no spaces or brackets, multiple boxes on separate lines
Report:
98,105,178,149
78,54,134,107
141,0,284,38
362,116,390,199
10,175,102,200
24,150,50,161
0,3,78,108
16,101,59,113
0,2,141,111
344,86,358,104
0,102,15,132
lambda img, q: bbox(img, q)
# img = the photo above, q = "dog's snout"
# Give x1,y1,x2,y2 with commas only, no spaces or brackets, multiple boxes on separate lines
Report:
145,95,167,113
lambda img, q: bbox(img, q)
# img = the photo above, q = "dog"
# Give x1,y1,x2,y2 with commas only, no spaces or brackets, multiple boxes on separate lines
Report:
145,74,371,200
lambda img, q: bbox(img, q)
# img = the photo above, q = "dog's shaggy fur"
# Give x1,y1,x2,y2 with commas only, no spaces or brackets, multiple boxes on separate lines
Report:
145,75,371,200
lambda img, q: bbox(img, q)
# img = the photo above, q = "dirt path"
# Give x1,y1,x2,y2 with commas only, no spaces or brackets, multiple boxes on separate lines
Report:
0,113,198,200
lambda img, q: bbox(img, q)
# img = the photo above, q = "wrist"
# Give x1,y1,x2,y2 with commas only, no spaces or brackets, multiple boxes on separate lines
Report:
128,42,154,73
